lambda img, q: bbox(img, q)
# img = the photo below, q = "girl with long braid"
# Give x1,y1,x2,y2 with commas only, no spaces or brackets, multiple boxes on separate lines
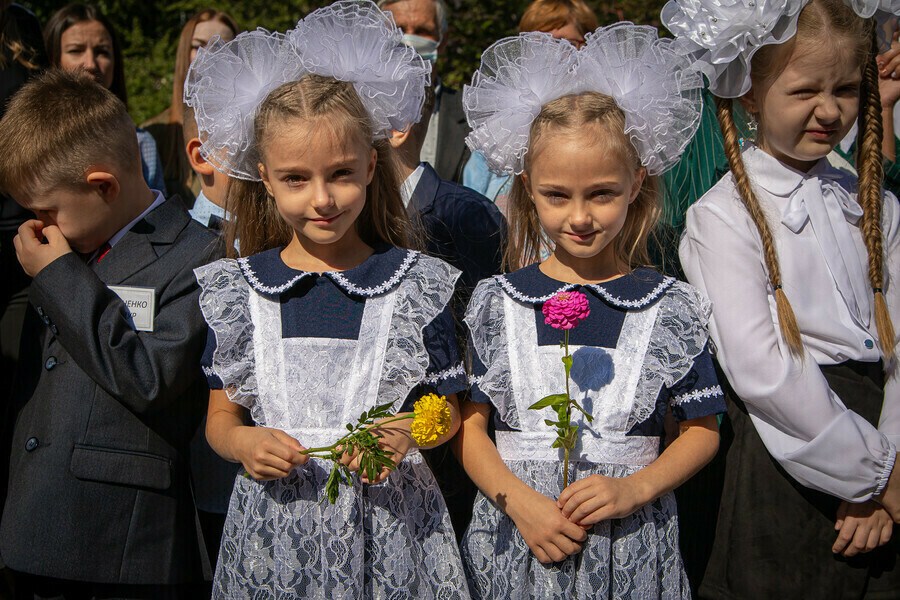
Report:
666,0,900,596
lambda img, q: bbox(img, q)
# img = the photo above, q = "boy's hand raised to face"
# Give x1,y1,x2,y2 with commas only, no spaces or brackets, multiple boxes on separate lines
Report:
14,220,73,277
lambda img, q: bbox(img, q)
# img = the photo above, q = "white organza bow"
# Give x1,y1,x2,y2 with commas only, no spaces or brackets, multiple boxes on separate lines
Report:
663,0,900,99
184,0,431,181
462,24,704,176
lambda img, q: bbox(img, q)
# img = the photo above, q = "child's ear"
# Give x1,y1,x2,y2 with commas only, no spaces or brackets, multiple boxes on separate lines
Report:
186,138,216,176
738,88,759,116
258,163,275,198
521,171,533,202
629,167,646,204
85,170,120,204
388,126,412,150
366,148,377,185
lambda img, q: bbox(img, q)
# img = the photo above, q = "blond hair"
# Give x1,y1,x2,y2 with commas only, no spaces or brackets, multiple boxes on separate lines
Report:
717,0,894,359
0,68,139,197
225,74,416,258
505,91,659,271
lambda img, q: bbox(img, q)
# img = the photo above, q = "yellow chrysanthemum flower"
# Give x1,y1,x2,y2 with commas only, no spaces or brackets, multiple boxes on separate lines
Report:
410,393,451,447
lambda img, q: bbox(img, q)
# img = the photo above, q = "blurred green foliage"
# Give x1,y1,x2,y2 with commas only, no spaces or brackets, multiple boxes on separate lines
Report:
22,0,666,124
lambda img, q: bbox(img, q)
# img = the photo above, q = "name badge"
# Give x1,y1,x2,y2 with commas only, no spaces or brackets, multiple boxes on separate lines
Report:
108,285,156,332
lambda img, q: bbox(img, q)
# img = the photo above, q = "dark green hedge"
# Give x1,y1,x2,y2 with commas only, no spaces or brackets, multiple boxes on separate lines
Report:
22,1,667,124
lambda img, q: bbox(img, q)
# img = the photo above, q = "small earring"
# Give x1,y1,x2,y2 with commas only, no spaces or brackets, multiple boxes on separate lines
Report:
740,114,758,149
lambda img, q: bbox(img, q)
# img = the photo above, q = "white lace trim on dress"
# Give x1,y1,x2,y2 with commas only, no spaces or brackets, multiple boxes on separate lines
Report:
672,385,724,406
237,249,418,297
496,272,676,309
423,363,465,386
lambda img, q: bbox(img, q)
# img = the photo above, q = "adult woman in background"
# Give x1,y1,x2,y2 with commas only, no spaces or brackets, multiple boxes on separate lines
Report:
142,9,238,205
44,3,166,194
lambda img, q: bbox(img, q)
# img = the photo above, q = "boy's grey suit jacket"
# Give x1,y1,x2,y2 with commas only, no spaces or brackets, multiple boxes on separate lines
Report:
0,196,223,584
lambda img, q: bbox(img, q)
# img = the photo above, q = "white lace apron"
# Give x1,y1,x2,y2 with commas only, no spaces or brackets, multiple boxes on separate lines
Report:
497,292,661,469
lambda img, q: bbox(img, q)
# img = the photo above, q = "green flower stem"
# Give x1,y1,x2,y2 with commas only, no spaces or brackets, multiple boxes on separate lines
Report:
299,413,415,457
563,329,572,489
242,413,415,480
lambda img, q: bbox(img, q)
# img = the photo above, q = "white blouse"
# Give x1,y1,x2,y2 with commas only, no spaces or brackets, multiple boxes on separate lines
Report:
680,145,900,503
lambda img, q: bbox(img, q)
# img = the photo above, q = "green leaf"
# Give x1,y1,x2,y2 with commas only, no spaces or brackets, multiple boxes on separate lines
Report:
556,404,569,422
570,399,594,422
325,465,341,504
544,419,562,427
346,423,354,431
552,438,562,448
562,355,573,377
528,394,569,410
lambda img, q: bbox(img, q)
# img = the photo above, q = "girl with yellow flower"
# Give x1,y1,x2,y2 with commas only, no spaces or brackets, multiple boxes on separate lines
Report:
188,3,468,597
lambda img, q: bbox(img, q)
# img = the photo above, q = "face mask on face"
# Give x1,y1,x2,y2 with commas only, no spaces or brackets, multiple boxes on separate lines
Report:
402,33,439,64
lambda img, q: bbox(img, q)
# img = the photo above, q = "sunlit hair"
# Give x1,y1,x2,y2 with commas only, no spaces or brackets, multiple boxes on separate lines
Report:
518,0,599,37
169,9,239,125
0,5,42,70
43,4,127,107
0,69,139,197
505,91,658,272
715,0,895,359
225,74,416,258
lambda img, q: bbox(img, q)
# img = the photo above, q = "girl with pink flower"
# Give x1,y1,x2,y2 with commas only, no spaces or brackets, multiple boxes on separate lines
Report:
453,24,726,599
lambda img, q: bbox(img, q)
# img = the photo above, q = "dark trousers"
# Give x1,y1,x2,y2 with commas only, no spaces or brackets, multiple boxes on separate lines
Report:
11,573,202,600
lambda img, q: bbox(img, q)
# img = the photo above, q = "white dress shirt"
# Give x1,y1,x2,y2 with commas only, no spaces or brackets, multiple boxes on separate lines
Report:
680,145,900,502
399,164,426,209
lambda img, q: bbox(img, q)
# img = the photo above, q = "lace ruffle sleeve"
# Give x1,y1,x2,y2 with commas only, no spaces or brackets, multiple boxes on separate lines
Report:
464,277,518,429
194,259,257,408
634,281,715,425
380,254,461,410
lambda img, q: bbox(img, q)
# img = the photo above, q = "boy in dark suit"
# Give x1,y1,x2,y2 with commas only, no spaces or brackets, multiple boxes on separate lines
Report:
0,70,222,598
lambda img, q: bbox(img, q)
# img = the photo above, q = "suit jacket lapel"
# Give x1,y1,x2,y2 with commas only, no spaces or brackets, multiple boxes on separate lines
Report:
410,163,441,217
93,196,190,285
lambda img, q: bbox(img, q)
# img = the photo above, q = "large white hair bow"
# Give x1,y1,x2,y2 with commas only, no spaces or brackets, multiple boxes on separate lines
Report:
183,0,431,181
463,23,704,176
662,0,900,99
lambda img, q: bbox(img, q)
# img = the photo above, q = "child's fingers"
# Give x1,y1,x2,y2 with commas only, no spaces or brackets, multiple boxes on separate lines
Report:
540,542,568,564
832,518,857,554
881,520,894,546
41,225,69,249
552,532,584,556
835,501,848,531
564,496,605,524
867,526,883,553
557,475,595,507
269,430,308,466
270,429,303,453
530,545,552,564
560,518,588,542
14,220,44,251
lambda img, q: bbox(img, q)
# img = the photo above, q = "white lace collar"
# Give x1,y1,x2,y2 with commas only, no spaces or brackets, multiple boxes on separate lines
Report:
497,265,675,310
237,245,419,297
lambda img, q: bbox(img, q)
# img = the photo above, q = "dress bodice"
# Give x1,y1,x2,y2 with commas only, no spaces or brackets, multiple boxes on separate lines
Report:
466,266,725,466
196,246,467,449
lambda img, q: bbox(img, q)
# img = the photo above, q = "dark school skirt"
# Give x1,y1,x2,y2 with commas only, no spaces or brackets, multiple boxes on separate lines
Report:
700,360,900,600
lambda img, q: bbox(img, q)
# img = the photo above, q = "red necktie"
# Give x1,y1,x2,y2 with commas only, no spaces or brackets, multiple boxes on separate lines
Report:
96,242,112,263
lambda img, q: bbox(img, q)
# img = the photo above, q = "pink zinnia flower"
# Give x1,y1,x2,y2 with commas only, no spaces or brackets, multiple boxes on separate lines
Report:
542,291,590,330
